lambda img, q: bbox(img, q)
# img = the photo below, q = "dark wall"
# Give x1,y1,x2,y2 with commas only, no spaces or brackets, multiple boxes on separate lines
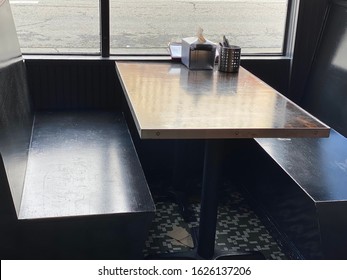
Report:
289,0,329,103
25,59,121,111
241,58,291,97
25,57,291,111
0,2,33,217
0,61,33,216
302,0,347,137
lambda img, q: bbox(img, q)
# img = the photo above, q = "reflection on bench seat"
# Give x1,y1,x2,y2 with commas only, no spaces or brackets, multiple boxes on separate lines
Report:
21,111,153,221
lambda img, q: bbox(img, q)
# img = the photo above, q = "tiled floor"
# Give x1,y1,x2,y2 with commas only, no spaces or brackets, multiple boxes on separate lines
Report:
143,180,288,260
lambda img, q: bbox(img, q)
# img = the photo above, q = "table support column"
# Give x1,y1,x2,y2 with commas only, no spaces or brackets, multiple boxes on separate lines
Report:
197,139,224,259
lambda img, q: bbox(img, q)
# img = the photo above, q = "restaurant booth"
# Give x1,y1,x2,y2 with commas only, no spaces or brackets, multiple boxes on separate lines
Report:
1,0,347,260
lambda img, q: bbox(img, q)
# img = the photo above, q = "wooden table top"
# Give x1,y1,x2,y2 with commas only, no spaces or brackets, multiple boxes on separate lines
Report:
116,61,330,139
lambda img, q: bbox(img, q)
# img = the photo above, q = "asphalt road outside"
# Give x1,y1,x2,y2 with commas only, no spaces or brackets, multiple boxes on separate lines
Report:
10,0,288,54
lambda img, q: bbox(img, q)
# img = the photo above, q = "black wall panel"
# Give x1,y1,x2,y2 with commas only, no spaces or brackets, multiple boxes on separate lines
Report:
25,59,121,111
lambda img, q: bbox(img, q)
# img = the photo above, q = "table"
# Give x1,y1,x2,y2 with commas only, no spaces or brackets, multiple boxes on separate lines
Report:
115,61,330,259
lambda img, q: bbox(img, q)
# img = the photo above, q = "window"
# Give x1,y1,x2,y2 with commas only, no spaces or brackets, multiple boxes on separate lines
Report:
11,0,289,55
110,0,289,55
10,0,99,54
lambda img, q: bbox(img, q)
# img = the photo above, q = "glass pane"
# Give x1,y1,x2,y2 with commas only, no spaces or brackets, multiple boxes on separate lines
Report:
110,0,288,55
10,0,100,54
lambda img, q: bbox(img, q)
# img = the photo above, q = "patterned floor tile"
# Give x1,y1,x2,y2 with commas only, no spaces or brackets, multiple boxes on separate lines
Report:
143,183,288,260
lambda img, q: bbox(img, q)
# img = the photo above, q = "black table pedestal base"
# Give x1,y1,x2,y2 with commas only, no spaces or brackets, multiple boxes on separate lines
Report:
147,140,265,260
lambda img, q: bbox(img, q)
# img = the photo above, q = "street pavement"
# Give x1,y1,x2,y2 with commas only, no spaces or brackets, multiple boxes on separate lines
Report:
9,0,288,54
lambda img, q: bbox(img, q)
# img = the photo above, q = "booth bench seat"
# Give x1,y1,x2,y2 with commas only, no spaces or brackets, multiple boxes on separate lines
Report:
0,66,155,259
21,111,152,221
0,3,155,258
252,130,347,259
242,1,347,259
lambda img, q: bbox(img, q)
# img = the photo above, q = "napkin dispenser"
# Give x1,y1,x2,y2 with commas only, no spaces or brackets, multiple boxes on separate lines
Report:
181,37,216,70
